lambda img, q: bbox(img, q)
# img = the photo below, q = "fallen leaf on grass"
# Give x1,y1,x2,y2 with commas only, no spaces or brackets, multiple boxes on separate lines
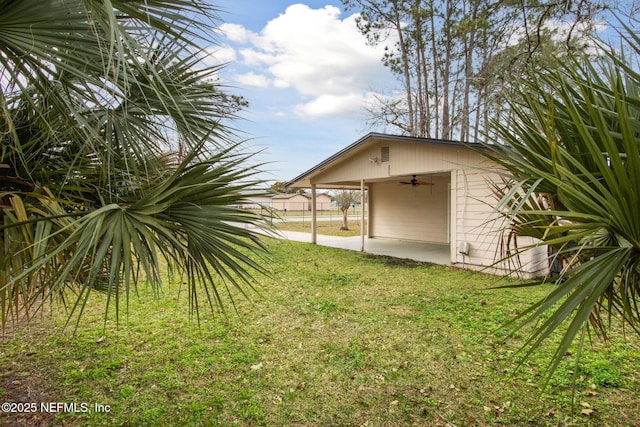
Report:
581,408,595,416
250,362,263,371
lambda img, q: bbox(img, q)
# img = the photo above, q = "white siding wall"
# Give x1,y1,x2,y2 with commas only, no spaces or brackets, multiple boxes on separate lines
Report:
370,176,449,243
453,167,503,268
452,168,548,277
313,140,478,184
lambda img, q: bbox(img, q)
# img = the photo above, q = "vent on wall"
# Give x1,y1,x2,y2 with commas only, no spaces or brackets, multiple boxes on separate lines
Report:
380,146,390,162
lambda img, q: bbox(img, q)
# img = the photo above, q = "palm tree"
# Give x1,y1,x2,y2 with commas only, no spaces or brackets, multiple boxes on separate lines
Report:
0,0,271,328
483,25,640,384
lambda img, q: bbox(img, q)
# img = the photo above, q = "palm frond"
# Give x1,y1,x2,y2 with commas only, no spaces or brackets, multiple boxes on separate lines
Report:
483,23,640,384
1,0,268,329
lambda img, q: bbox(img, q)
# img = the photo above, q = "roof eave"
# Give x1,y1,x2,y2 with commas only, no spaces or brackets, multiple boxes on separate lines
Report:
285,132,485,189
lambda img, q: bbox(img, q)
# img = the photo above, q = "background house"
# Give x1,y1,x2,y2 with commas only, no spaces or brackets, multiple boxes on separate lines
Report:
314,193,332,211
271,193,309,211
286,132,547,277
270,193,332,212
237,194,273,210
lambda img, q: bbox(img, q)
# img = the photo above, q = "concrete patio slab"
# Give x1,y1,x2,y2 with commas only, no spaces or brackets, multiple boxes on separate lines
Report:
278,231,450,265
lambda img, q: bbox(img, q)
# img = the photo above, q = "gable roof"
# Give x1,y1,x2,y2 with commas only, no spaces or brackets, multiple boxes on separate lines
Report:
286,132,483,188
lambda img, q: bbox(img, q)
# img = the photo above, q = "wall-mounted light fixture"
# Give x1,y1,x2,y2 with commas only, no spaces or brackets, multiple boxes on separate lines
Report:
369,156,379,163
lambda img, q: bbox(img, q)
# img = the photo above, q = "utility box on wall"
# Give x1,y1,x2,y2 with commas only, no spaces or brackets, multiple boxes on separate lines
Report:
459,241,470,256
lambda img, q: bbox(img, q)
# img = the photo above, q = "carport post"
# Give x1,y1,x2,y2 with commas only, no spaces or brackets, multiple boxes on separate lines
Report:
311,184,317,244
360,179,365,252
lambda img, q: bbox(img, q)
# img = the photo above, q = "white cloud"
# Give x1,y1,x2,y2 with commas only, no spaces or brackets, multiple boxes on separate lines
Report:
220,4,394,118
203,46,237,65
235,71,271,88
219,23,255,44
503,18,608,51
238,48,276,67
294,93,364,118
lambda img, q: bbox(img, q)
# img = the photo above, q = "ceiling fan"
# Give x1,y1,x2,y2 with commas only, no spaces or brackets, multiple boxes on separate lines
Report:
400,175,434,186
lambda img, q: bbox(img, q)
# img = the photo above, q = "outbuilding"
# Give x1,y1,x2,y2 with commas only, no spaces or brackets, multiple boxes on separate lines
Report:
286,132,547,277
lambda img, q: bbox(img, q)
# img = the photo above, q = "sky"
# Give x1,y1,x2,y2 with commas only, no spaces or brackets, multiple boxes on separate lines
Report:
211,1,397,185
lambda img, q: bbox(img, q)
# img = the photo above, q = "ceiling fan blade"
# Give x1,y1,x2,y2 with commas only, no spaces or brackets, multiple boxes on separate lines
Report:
399,175,433,186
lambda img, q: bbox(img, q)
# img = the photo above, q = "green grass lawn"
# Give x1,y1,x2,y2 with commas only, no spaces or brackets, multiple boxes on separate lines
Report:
276,219,366,237
1,239,639,426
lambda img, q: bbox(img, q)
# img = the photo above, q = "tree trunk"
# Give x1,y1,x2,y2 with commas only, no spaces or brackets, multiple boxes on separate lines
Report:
461,0,479,142
441,0,452,140
429,0,440,139
391,0,415,136
341,207,350,230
